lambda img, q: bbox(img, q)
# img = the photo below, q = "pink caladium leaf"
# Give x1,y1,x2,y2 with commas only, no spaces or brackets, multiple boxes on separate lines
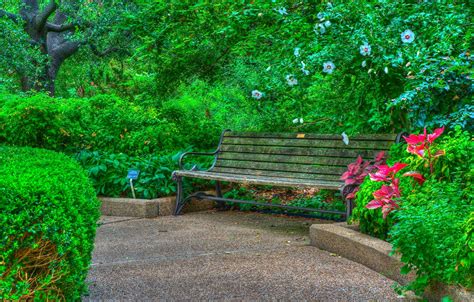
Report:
403,171,426,185
346,192,355,199
403,128,427,145
373,185,394,200
374,151,386,163
407,143,426,157
382,204,395,219
369,163,407,182
391,178,401,197
427,126,445,143
391,162,408,174
370,165,390,182
366,199,384,209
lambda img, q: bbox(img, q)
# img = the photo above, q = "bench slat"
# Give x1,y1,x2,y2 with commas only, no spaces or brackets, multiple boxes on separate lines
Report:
174,170,342,189
220,144,384,159
215,159,347,175
222,137,393,150
211,167,343,181
218,152,355,167
225,131,398,141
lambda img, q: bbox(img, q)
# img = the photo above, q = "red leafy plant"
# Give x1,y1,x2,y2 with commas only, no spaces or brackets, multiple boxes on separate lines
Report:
364,127,445,219
367,163,407,219
340,151,386,199
403,126,445,174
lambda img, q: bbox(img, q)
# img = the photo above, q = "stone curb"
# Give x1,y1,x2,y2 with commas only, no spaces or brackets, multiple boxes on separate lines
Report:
309,223,473,301
99,191,217,218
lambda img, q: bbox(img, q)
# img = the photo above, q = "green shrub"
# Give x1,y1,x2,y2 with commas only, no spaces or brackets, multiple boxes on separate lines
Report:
390,179,473,295
0,92,183,155
351,127,473,294
0,147,100,300
75,149,214,199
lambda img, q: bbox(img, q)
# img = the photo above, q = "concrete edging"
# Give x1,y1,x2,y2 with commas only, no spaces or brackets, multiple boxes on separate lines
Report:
99,191,217,218
309,223,473,301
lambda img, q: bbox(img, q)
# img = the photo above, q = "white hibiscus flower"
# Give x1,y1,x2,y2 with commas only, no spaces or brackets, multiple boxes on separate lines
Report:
293,118,304,124
359,43,371,56
401,29,415,43
276,7,288,15
323,61,335,74
301,61,310,75
286,74,298,86
294,47,300,57
251,90,263,99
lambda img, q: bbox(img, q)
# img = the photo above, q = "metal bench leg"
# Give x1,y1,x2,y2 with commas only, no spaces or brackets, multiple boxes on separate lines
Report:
216,181,222,197
215,181,226,210
345,198,353,221
174,175,185,215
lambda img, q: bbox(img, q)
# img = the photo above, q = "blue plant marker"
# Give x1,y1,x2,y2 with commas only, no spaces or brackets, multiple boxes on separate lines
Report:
127,169,140,180
127,169,140,199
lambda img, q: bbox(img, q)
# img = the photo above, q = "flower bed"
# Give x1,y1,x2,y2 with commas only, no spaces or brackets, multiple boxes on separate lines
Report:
347,127,473,296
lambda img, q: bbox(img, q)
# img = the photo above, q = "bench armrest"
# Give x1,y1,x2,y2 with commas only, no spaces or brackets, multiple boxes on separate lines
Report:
178,129,231,171
178,150,219,171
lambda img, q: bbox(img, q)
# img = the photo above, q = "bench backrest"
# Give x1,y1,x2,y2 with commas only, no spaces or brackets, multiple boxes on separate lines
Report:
212,131,400,182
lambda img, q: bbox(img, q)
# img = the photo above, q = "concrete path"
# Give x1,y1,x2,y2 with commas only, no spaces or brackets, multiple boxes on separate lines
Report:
84,211,402,301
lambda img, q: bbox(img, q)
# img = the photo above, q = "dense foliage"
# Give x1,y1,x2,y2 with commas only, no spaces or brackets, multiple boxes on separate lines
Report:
0,147,100,300
351,128,473,294
2,1,471,134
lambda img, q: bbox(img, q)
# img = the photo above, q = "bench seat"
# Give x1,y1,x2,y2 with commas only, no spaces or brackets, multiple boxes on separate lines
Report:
173,170,342,190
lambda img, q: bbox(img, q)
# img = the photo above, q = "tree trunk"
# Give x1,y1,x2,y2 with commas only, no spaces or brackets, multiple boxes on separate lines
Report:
7,0,81,96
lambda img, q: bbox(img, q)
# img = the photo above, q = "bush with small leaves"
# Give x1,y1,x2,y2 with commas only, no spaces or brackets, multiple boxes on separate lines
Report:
0,147,100,300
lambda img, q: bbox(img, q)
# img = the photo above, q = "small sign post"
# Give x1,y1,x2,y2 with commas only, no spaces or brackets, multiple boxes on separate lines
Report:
127,169,140,199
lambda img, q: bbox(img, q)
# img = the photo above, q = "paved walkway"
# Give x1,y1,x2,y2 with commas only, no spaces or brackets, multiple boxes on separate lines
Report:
85,211,402,301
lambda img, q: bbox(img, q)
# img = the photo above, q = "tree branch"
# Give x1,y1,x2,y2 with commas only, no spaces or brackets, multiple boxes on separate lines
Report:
35,0,57,30
89,44,122,57
46,22,75,32
55,40,81,59
0,9,19,23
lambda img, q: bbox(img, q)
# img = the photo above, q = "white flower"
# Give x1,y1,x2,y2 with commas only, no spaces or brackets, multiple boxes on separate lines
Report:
342,132,349,145
361,60,367,68
323,61,335,74
401,29,415,43
301,61,310,75
276,7,288,15
294,47,300,57
317,12,325,20
314,23,326,34
286,74,298,86
251,90,263,99
359,43,371,56
293,118,304,124
319,23,326,34
324,20,331,27
384,67,389,74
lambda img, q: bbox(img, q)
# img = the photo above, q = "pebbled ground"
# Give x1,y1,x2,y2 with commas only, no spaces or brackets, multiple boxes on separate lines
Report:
84,211,403,301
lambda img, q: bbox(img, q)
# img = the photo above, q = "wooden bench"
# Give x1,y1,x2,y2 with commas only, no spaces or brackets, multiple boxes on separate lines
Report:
172,130,403,220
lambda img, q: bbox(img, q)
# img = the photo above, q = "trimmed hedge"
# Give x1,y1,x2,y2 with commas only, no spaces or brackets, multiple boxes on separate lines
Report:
0,93,182,155
0,147,100,300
